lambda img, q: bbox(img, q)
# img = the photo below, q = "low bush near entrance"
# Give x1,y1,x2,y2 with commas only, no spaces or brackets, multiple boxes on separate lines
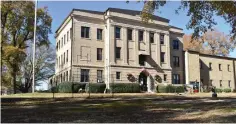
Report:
85,83,106,93
53,82,87,93
216,88,223,93
110,83,140,93
156,85,185,93
223,88,232,93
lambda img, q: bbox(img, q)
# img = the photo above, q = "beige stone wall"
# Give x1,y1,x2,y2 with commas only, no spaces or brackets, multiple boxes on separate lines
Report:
170,32,184,84
185,51,201,83
200,55,235,89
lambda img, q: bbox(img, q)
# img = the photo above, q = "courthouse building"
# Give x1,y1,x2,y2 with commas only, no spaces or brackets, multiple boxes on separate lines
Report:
49,8,236,92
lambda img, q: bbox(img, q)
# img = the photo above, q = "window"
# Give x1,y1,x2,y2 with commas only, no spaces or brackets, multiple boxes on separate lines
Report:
173,56,179,67
67,31,69,42
64,34,66,44
219,64,222,71
209,63,212,70
66,71,68,81
164,74,167,81
161,52,165,63
70,28,72,39
220,80,222,87
61,38,63,47
127,29,132,40
116,72,121,80
81,26,90,38
59,56,60,66
150,32,154,43
210,80,213,86
228,80,231,87
116,47,121,59
228,64,230,72
66,50,68,62
81,69,89,82
97,29,102,40
115,27,121,39
173,74,180,84
173,40,179,49
201,79,203,84
139,55,145,66
97,70,103,83
97,48,102,60
58,40,60,50
139,30,143,42
64,52,65,64
200,60,203,69
61,55,63,65
160,34,164,44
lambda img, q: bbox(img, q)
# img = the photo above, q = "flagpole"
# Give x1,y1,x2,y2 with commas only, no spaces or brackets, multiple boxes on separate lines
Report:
32,0,37,93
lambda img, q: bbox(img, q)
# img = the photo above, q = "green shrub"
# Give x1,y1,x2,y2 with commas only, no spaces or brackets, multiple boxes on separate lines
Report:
156,85,185,93
56,82,87,93
223,88,231,93
110,83,140,93
215,88,223,93
85,83,106,93
51,87,58,93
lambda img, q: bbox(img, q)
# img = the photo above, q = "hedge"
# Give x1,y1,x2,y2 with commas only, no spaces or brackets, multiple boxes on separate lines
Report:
215,88,223,93
110,83,140,93
156,85,185,93
223,88,231,93
53,82,87,93
85,83,106,93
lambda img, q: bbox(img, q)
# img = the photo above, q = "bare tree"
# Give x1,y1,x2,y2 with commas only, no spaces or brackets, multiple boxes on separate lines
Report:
184,30,235,57
17,44,55,93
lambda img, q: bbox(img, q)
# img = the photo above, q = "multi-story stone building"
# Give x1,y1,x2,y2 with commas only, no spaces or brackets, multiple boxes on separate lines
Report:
185,50,236,90
49,8,236,91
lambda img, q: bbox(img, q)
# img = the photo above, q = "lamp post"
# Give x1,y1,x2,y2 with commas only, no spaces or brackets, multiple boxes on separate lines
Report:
32,0,38,93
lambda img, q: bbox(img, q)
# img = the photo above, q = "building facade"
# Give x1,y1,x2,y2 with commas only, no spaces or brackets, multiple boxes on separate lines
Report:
49,8,236,91
185,50,236,90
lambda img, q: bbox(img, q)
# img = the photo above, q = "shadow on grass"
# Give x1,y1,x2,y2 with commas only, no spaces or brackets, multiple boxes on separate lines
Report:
1,96,236,123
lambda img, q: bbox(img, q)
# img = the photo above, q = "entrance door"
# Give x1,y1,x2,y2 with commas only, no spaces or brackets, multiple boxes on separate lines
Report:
139,72,147,91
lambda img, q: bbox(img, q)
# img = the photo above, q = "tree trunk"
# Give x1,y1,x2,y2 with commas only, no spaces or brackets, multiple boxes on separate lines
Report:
12,66,17,94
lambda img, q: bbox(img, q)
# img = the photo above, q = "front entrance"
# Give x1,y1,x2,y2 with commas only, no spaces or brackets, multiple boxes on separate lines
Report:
139,72,147,91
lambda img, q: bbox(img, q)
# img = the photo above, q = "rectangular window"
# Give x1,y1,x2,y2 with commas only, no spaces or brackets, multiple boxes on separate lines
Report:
164,74,167,81
64,52,65,64
97,29,103,40
173,74,180,84
97,70,103,83
115,27,121,39
173,40,179,49
127,29,132,41
97,48,102,60
161,52,165,63
81,69,89,82
116,72,121,80
150,32,154,43
61,55,63,65
66,71,68,81
228,80,231,87
200,60,203,69
61,38,63,47
66,50,68,62
173,56,179,67
220,80,222,87
210,80,213,86
139,55,145,66
70,28,72,40
67,31,69,42
219,64,222,71
228,64,230,72
160,34,164,44
58,41,60,50
64,34,66,44
139,30,143,42
116,47,121,59
81,26,90,38
209,63,212,70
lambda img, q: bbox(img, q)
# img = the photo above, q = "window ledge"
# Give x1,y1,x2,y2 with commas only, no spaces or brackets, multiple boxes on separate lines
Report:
81,37,91,40
97,39,103,41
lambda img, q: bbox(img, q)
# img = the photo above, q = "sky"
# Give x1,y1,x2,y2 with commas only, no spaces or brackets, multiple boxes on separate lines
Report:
37,1,235,90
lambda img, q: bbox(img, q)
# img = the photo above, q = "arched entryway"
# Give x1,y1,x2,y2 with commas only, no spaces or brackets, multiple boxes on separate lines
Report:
139,71,148,91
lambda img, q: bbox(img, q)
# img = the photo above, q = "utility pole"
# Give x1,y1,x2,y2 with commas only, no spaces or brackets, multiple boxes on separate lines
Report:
32,0,37,93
